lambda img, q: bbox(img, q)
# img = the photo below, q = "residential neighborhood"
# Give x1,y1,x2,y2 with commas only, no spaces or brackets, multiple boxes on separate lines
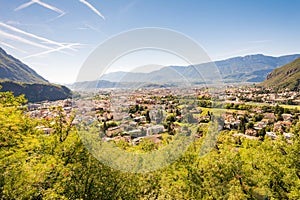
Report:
25,86,300,148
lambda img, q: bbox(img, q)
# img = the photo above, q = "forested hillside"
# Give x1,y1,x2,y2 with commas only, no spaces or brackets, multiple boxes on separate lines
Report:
261,58,300,91
0,92,299,199
0,81,72,102
0,47,72,102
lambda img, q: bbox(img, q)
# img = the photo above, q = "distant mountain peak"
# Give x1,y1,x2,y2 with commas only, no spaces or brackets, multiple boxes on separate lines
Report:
96,54,300,84
244,53,265,57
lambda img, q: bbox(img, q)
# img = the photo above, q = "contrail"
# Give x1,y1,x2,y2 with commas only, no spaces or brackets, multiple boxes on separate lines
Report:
23,43,81,59
14,0,35,11
47,12,66,22
79,0,105,20
0,41,27,53
15,0,64,15
0,30,53,50
14,0,64,14
82,23,109,37
36,0,64,14
0,22,77,51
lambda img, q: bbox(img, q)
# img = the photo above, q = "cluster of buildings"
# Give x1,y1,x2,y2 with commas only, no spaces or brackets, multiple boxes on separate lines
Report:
222,87,300,105
25,86,300,146
74,88,192,146
26,99,73,134
222,110,297,141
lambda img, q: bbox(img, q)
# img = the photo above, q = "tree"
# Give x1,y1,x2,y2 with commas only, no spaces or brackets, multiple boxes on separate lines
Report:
239,117,246,133
1,90,300,199
187,113,197,124
246,122,254,130
145,110,151,123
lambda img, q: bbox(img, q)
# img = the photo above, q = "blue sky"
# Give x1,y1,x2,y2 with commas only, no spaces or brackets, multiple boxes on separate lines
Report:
0,0,300,83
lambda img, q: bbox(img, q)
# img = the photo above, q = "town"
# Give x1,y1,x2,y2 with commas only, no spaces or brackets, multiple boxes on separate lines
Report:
26,86,300,148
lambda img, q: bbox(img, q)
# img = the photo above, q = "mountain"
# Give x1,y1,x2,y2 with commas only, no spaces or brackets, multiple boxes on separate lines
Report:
0,47,72,102
0,47,47,83
0,81,72,102
216,54,300,82
71,80,178,90
260,58,300,91
97,54,300,84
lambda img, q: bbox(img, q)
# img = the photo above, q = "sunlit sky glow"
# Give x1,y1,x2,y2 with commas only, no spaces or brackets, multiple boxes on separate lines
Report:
0,0,300,83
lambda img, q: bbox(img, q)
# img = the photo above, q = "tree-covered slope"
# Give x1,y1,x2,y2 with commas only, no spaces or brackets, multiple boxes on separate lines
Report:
0,47,47,83
0,47,72,102
0,81,72,102
261,58,300,91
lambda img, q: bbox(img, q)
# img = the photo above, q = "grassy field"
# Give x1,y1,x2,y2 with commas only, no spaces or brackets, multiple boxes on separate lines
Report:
245,102,300,110
279,104,300,110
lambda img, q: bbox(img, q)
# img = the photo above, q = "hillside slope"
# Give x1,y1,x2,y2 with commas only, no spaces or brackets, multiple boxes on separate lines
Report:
0,47,72,102
0,47,47,83
0,81,72,102
260,58,300,91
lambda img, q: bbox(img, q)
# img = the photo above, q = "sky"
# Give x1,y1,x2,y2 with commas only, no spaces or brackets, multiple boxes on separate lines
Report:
0,0,300,84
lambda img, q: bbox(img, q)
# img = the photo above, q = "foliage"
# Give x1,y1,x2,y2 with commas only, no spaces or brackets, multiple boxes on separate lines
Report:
1,92,300,199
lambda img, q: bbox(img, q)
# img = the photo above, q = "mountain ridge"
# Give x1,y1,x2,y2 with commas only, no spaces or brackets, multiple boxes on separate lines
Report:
0,47,48,83
95,54,300,83
0,47,72,102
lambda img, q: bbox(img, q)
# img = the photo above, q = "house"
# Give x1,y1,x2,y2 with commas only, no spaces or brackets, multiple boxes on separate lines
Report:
283,132,294,140
28,103,41,111
245,129,258,137
145,134,162,144
129,121,137,127
128,129,143,138
254,121,267,130
273,121,292,133
112,135,131,143
232,133,258,140
147,125,164,135
264,113,276,123
63,99,72,107
273,122,284,133
64,107,72,113
133,116,146,123
132,137,143,145
282,114,293,122
106,126,124,137
266,132,277,139
35,126,54,135
252,107,263,114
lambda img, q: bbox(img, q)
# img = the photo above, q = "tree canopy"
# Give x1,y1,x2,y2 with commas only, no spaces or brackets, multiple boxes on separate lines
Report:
0,91,299,199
